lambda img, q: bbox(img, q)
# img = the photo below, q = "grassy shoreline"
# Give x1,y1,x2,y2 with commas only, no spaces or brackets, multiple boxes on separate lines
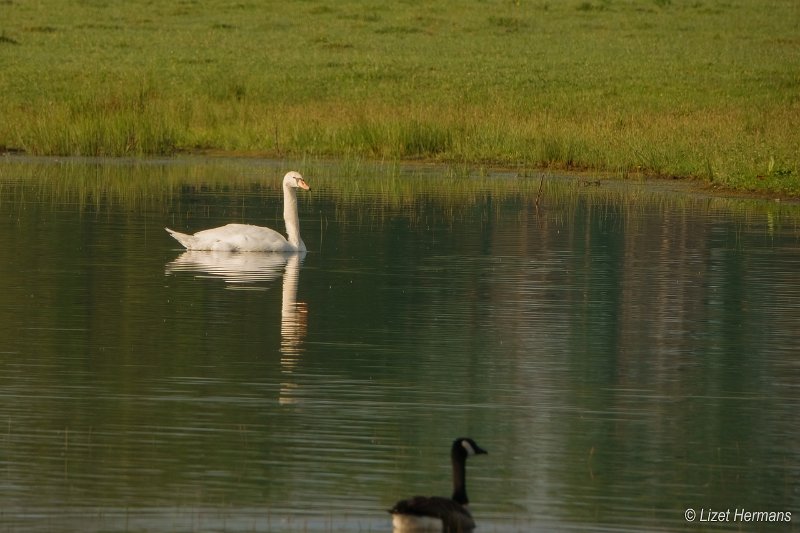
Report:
1,0,798,196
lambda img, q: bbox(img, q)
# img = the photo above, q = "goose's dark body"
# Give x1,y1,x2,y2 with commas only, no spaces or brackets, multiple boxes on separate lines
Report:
390,496,476,532
389,438,487,533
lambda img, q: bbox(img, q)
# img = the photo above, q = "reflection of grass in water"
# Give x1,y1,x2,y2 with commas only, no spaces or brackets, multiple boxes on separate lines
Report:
0,157,798,230
0,156,605,216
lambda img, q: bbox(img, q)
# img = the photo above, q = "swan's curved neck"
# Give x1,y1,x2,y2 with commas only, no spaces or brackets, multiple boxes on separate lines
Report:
451,452,469,505
283,183,306,251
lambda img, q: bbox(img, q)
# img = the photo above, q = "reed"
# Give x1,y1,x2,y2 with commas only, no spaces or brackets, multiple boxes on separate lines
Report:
1,0,798,195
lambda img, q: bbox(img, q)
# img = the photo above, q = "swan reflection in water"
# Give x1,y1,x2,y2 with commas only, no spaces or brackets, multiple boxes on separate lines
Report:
165,251,307,404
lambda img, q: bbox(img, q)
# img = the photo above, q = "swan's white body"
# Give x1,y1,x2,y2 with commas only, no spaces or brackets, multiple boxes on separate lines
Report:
166,171,310,252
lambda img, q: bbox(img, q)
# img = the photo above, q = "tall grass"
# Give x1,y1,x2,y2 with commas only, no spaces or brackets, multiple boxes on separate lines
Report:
19,82,182,156
1,0,798,195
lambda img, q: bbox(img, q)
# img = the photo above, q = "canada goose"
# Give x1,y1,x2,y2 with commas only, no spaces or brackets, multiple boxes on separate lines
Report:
165,171,310,252
389,437,488,532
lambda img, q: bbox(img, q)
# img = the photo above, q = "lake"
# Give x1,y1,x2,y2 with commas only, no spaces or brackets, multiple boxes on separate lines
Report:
0,156,798,532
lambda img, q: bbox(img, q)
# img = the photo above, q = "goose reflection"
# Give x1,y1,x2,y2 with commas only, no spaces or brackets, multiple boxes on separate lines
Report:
165,251,307,403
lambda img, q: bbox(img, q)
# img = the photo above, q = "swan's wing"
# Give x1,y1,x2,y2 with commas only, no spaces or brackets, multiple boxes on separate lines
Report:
189,224,291,252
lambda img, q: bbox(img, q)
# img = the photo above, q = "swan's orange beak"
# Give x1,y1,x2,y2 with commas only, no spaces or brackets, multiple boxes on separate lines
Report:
297,178,310,191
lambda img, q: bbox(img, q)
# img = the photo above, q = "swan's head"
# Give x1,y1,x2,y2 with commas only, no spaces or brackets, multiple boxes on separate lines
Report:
283,171,311,191
453,437,488,459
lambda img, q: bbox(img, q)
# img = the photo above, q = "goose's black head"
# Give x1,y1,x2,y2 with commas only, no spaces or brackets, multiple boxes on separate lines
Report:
452,437,488,460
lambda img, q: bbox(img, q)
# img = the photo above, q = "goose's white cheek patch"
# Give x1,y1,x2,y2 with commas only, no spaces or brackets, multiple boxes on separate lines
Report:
461,440,476,456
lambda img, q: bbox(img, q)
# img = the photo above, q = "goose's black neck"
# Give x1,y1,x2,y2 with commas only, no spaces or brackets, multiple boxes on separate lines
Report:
450,445,469,505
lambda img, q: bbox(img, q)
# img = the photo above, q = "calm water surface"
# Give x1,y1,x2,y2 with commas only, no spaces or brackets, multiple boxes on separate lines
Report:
0,157,798,532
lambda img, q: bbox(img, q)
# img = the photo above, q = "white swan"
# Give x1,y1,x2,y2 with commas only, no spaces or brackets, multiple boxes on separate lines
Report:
165,171,310,252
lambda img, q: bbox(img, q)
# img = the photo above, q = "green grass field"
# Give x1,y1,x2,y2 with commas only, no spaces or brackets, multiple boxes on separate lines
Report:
1,0,798,195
